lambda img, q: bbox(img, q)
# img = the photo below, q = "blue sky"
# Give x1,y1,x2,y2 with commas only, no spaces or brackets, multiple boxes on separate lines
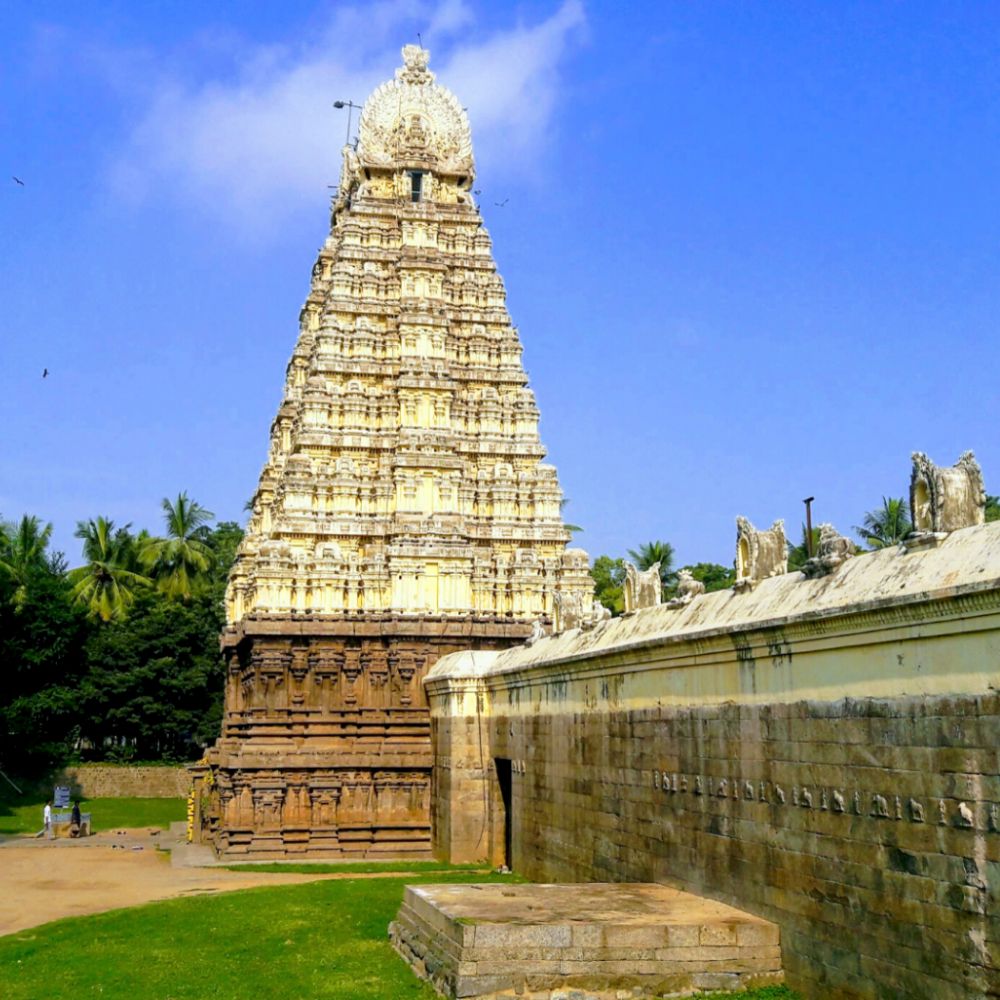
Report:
2,1,999,568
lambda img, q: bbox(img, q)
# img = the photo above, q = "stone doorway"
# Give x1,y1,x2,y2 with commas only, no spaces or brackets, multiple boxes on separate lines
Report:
494,757,512,869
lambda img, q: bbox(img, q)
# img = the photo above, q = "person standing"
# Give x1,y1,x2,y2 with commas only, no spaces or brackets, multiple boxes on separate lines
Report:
39,801,52,839
70,799,82,838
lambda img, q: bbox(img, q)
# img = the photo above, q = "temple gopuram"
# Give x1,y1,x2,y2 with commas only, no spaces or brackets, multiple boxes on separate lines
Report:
192,45,591,858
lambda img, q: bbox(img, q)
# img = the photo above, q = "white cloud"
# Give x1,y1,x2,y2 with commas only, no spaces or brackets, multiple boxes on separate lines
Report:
109,0,586,235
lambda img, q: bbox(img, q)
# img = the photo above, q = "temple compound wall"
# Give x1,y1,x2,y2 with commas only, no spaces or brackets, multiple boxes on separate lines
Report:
428,515,1000,999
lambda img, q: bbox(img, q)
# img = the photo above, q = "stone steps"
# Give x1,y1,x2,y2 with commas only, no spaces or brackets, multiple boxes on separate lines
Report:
390,882,783,1000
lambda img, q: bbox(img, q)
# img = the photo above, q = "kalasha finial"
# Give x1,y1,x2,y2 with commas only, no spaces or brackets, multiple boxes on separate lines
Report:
397,44,435,85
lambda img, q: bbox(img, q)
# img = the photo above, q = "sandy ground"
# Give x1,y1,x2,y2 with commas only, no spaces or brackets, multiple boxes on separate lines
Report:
0,829,344,937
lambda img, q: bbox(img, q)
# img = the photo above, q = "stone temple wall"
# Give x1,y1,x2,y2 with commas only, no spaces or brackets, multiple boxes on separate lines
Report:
426,521,1000,999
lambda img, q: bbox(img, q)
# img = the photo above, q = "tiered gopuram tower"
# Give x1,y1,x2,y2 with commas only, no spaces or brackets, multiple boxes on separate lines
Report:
195,46,591,858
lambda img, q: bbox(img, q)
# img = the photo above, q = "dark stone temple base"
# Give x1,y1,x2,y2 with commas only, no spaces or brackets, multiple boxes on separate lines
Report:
191,616,528,859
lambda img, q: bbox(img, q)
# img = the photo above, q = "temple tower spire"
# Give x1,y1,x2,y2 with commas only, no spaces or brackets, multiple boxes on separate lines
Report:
197,47,590,859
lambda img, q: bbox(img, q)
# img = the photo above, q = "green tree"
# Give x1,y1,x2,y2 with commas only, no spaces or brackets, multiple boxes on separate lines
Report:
0,567,90,772
668,562,736,597
986,495,1000,523
0,515,54,608
80,590,226,761
200,520,244,593
854,497,911,549
68,518,150,622
591,555,626,615
142,493,215,600
627,540,675,591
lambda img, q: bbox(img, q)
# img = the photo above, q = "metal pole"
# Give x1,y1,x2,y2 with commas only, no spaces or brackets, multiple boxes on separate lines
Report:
333,101,361,147
803,497,815,559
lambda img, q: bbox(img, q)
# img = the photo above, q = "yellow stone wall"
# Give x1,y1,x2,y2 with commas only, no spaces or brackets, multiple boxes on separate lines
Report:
227,46,590,624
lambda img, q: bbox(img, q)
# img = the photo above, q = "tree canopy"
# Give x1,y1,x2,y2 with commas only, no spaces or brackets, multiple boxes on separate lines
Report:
854,497,912,549
0,498,241,774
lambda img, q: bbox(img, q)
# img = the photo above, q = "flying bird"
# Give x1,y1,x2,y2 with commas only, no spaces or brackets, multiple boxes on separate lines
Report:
42,368,49,378
494,198,509,207
12,176,24,186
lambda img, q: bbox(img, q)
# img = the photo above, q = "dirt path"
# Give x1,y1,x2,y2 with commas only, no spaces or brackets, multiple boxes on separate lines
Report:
0,830,448,937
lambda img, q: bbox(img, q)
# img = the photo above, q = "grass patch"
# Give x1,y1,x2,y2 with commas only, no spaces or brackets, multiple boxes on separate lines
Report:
0,870,800,1000
695,989,799,999
224,860,492,875
0,872,513,1000
0,794,185,836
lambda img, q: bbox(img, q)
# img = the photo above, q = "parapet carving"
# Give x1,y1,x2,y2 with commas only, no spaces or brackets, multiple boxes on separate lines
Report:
667,570,706,608
734,517,787,592
552,595,612,635
801,524,855,579
357,46,475,179
623,562,662,614
553,590,584,633
582,600,612,630
525,620,545,647
910,451,986,535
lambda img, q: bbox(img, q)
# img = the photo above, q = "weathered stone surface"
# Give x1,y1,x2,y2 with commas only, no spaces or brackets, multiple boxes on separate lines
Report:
911,450,986,534
427,519,1000,998
622,562,661,614
194,46,589,858
800,522,855,578
390,883,782,999
734,516,787,590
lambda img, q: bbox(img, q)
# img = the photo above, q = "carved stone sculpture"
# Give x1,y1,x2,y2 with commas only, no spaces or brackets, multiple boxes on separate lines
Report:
668,570,706,607
590,600,612,625
735,517,787,591
553,590,586,633
525,620,545,646
192,47,593,859
801,524,855,579
623,562,662,614
910,451,986,534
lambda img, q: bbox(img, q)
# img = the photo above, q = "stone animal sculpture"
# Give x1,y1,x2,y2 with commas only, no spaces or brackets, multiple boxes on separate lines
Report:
671,570,706,606
581,600,612,631
525,619,545,646
801,524,855,579
734,517,787,592
623,561,662,614
910,450,986,534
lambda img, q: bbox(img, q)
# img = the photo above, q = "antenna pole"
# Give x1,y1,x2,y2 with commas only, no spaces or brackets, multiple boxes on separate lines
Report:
803,496,815,558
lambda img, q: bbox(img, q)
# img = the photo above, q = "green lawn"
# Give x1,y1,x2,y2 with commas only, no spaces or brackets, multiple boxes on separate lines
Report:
0,872,800,1000
0,794,185,836
224,860,492,875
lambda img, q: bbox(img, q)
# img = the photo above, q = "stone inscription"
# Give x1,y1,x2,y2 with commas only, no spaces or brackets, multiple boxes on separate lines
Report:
651,770,998,833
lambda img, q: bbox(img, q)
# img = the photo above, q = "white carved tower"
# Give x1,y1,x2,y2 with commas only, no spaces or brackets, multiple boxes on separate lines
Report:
196,47,590,859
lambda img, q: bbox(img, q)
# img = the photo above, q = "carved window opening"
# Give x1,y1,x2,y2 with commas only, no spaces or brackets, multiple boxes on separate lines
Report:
410,171,424,202
737,537,751,579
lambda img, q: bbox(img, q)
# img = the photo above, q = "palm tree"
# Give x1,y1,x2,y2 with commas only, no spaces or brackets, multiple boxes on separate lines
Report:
142,492,215,600
0,515,54,606
854,497,911,550
68,517,150,621
627,540,675,589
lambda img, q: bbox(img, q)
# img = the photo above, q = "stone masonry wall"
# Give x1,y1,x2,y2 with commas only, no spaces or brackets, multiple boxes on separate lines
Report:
54,765,190,799
486,694,999,999
427,533,1000,1000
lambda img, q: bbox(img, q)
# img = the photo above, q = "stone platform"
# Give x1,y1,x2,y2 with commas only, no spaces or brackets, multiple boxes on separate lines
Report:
389,882,783,999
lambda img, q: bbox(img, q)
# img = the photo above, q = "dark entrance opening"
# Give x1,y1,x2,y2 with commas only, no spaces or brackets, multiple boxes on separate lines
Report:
495,757,512,869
